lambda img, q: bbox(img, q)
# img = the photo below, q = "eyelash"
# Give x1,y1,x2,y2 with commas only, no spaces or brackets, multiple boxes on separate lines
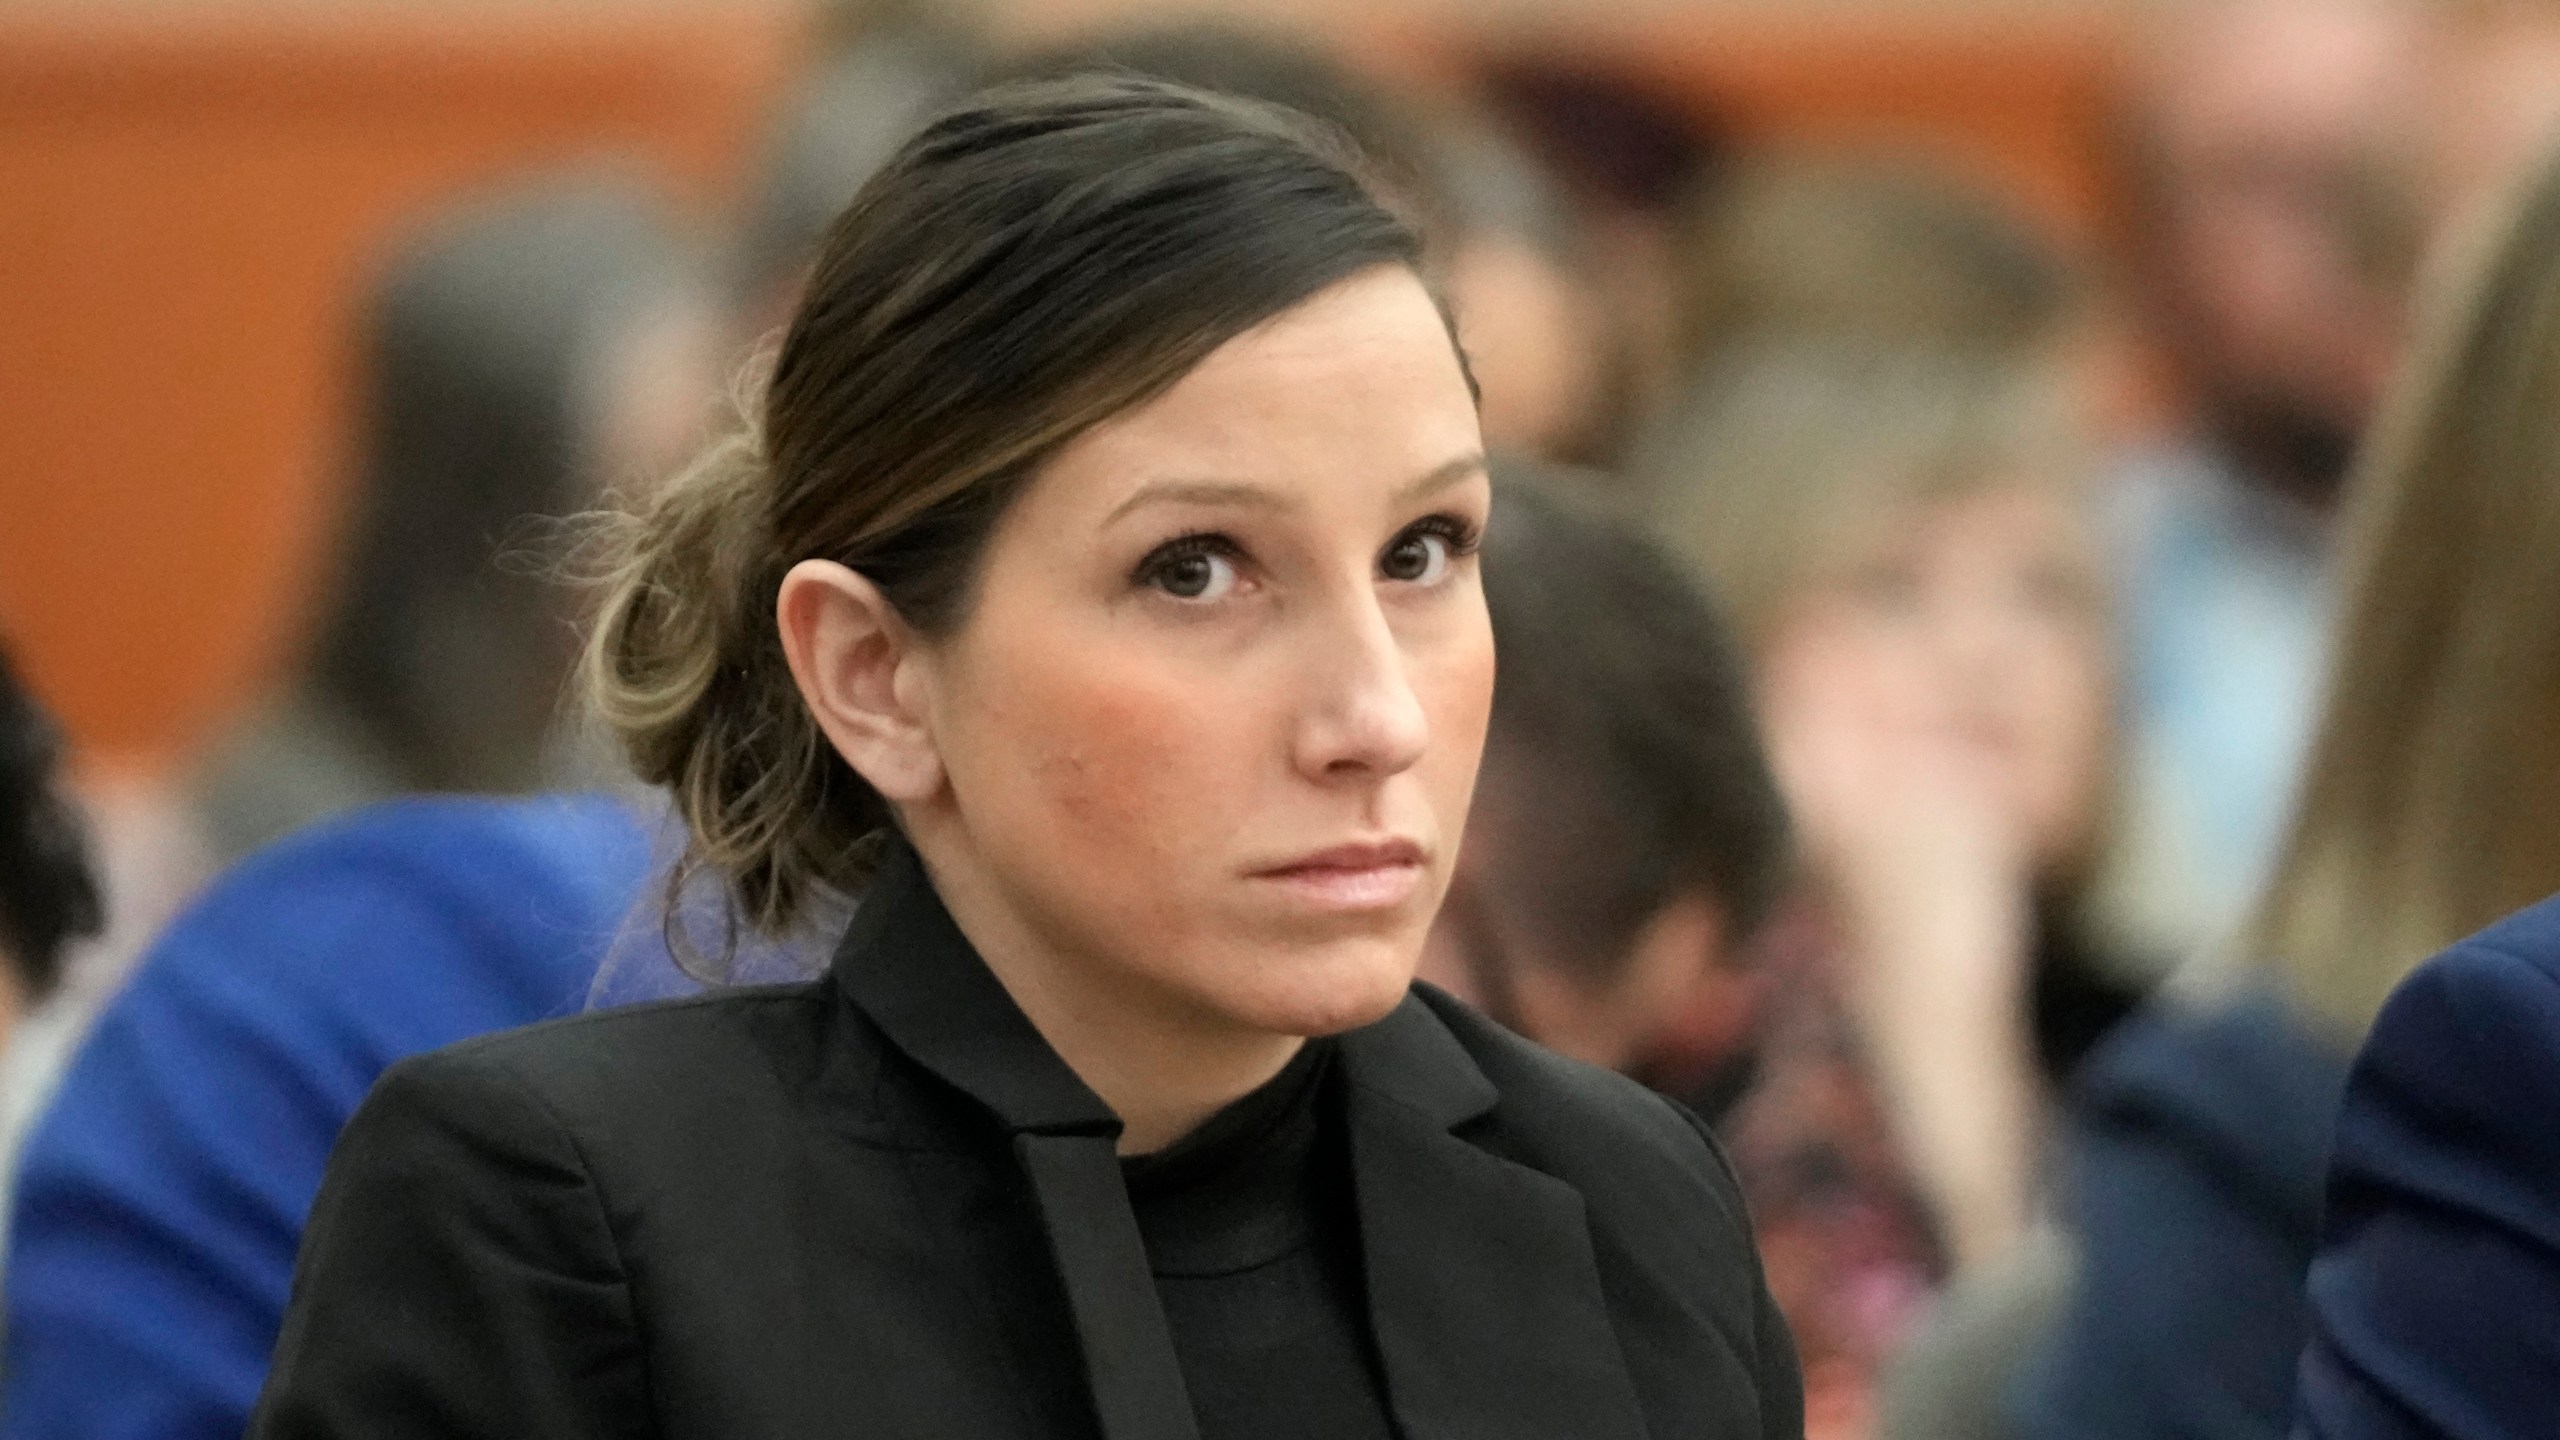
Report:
1131,531,1243,590
1398,513,1484,566
1128,513,1485,592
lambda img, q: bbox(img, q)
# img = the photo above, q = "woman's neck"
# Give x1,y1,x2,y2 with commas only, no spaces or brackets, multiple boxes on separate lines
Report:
917,846,1306,1155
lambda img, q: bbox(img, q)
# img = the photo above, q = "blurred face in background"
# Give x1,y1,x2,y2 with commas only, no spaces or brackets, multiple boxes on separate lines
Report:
1759,483,2111,869
589,299,722,495
1446,234,1609,462
2133,0,2423,500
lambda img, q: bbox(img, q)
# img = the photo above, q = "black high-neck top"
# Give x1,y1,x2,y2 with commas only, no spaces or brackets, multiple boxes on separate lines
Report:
1121,1042,1397,1440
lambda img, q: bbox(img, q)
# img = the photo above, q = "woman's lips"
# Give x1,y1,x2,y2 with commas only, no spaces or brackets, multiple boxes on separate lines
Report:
1250,839,1428,912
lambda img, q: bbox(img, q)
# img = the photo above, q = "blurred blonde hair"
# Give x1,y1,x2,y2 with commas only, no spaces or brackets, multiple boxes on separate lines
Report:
1646,153,2097,646
2238,143,2560,1034
1634,341,2119,909
1635,342,2095,651
1674,153,2080,369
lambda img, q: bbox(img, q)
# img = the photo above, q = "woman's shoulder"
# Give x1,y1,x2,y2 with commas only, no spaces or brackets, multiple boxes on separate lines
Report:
2422,893,2560,999
2341,899,2560,1172
365,981,847,1158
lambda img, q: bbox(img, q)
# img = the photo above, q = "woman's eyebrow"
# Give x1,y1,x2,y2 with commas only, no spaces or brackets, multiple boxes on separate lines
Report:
1104,452,1487,528
1396,452,1489,503
1104,479,1287,526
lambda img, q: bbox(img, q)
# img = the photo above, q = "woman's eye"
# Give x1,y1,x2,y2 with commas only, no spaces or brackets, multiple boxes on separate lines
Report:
1142,546,1239,601
1381,530,1454,585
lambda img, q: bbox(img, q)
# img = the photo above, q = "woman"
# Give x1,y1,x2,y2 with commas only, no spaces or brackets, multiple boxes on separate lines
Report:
250,78,1803,1440
3,792,655,1440
2014,137,2560,1440
194,175,714,863
1639,340,2134,1439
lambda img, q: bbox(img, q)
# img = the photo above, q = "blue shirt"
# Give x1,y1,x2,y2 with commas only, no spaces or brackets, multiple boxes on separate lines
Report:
1,793,654,1440
2106,443,2333,952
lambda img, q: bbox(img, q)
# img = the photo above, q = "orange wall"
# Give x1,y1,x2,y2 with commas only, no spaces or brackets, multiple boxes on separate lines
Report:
0,4,804,771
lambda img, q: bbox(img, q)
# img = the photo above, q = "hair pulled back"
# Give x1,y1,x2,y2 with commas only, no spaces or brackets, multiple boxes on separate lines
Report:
586,76,1431,957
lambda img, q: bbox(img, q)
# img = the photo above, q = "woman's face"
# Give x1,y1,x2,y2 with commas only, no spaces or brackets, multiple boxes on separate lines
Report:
1760,485,2111,866
912,266,1493,1043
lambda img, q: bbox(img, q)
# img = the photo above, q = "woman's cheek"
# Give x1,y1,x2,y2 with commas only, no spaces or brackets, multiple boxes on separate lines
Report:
1423,618,1497,796
1022,671,1205,856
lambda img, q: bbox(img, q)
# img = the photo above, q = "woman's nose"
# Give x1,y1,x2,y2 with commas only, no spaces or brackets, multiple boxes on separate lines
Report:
1291,597,1430,784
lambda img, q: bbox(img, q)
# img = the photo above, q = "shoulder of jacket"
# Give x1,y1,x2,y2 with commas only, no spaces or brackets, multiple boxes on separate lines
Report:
385,982,834,1119
2442,898,2560,993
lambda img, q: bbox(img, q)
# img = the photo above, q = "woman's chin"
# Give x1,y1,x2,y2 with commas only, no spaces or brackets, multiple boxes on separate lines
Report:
1215,938,1419,1039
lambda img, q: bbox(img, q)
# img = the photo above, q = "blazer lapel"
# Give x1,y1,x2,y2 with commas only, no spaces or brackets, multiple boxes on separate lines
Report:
829,844,1202,1440
1338,995,1652,1440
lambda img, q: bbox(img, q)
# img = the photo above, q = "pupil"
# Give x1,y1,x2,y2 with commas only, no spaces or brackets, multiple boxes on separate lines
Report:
1387,538,1426,580
1167,555,1211,597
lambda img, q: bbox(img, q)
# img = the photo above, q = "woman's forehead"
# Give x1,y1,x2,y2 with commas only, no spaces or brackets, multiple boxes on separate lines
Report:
1019,271,1483,527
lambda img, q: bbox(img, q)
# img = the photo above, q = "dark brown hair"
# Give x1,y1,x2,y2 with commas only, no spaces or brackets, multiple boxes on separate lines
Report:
0,646,101,996
586,75,1444,955
1466,465,1789,985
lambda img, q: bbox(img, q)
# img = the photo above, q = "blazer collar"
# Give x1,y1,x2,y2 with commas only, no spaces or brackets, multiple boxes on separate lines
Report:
831,851,1650,1440
1339,991,1654,1440
828,841,1119,1137
830,844,1199,1440
1333,985,1499,1128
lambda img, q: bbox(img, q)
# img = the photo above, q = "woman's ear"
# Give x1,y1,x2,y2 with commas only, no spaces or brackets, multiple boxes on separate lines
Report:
776,559,945,804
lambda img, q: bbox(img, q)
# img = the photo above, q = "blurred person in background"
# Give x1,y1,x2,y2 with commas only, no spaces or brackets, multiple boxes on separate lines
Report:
0,75,988,1414
0,655,194,1265
2099,0,2428,958
1428,123,1615,465
1641,341,2133,1440
0,794,655,1440
0,166,711,1440
0,644,108,1287
1672,156,2086,374
1476,58,1727,463
0,72,973,1428
0,650,104,1051
192,173,717,866
1415,465,1790,1090
2012,133,2560,1440
1012,22,1618,466
726,22,978,345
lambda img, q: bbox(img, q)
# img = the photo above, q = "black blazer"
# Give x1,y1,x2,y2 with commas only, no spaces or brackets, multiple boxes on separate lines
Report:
251,845,1803,1440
